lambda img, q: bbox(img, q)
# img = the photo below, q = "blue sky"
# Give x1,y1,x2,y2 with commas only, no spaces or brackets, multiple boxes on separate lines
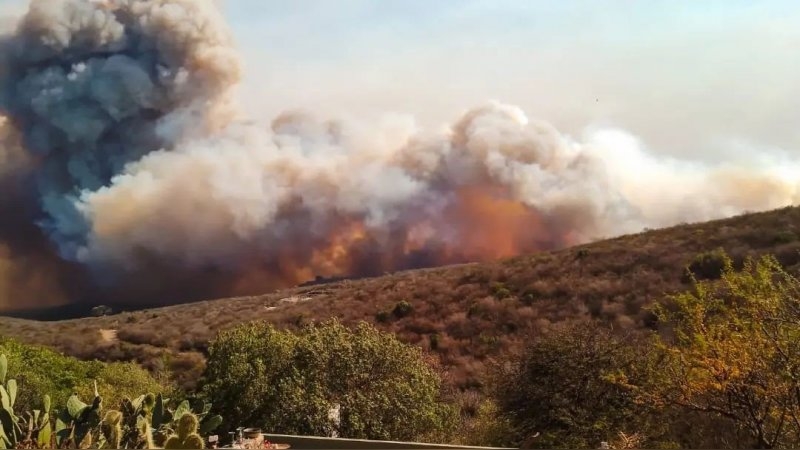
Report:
2,0,799,162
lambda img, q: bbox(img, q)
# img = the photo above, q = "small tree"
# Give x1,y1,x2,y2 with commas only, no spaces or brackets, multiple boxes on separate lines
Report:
200,319,455,441
490,322,655,449
645,253,800,448
686,247,729,280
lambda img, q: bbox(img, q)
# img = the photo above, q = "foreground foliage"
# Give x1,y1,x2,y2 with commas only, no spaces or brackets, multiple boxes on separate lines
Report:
201,318,456,441
0,339,221,448
491,252,800,449
643,254,800,448
490,322,658,449
2,207,799,395
3,237,800,448
0,338,163,415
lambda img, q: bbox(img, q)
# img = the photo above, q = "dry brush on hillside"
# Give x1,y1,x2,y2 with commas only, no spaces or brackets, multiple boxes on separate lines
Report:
1,206,799,392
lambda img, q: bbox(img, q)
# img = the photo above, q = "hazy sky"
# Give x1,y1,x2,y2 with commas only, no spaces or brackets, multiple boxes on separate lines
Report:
220,0,800,164
3,0,799,163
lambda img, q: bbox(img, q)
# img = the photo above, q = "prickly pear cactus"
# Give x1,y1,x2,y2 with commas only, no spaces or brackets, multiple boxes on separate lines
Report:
116,394,158,449
0,354,24,449
17,394,54,449
152,396,222,447
100,410,123,449
164,413,205,449
55,380,103,449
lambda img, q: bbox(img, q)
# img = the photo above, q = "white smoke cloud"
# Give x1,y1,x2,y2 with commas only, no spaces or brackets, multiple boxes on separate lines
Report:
584,129,800,227
72,98,800,272
0,0,798,303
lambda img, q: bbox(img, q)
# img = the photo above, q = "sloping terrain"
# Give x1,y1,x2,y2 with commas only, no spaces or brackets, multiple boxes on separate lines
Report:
2,206,799,390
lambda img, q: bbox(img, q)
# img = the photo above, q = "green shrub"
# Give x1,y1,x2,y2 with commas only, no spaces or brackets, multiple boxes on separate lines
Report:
490,322,656,449
0,338,164,413
521,291,537,305
490,282,511,299
200,319,455,441
429,333,440,351
375,310,391,323
686,248,729,280
646,254,800,448
467,303,479,318
458,400,516,447
392,300,413,318
773,230,798,245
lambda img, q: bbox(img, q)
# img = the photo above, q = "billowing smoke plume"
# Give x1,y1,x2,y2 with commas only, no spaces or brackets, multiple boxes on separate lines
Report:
0,0,798,312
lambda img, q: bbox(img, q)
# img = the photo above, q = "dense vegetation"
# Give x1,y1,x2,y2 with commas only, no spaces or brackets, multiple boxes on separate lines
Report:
0,339,164,417
200,319,455,441
0,341,223,449
489,323,652,448
1,206,800,448
4,252,800,448
0,321,452,448
1,206,798,395
489,253,800,449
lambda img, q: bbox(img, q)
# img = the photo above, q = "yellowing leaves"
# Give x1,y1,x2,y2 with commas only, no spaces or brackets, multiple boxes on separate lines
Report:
647,253,800,448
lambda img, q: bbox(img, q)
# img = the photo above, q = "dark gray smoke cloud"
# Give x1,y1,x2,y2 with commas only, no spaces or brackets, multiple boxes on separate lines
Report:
0,0,238,261
0,0,797,313
0,0,245,310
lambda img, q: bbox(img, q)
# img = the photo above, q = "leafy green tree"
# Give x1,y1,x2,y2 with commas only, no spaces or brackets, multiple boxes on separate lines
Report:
490,322,658,449
641,253,800,448
200,319,455,441
455,399,516,448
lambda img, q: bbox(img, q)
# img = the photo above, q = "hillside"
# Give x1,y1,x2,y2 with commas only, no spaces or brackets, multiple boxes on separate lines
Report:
2,206,799,391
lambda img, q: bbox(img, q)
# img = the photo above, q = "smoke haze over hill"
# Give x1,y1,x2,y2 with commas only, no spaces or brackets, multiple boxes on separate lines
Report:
0,0,798,312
